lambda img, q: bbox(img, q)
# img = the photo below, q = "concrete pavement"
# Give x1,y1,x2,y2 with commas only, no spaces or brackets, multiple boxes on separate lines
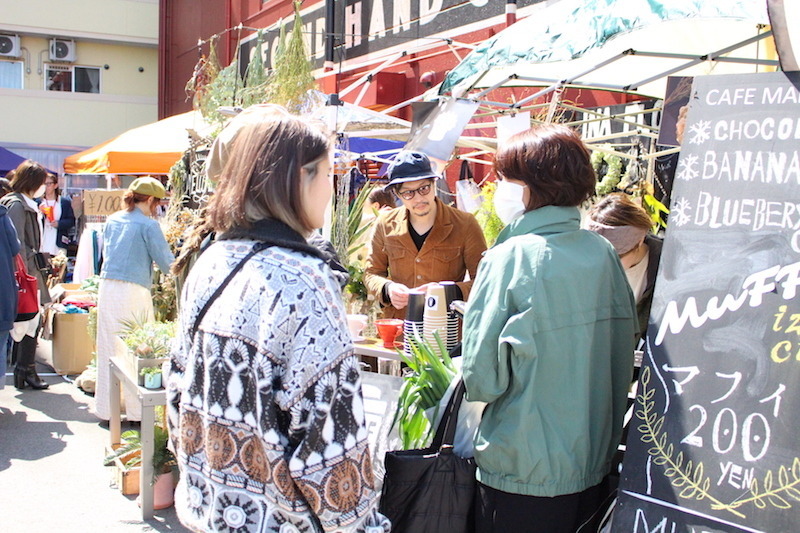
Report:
0,338,188,532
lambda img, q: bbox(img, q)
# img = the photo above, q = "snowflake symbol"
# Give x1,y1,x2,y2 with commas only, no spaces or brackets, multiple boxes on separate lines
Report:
676,153,699,181
671,197,692,227
688,120,711,145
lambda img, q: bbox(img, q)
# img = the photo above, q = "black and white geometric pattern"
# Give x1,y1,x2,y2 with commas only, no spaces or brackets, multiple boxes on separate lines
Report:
168,241,390,532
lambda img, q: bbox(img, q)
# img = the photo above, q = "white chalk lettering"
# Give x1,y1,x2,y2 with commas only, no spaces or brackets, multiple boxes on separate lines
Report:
762,85,800,105
714,117,800,141
701,150,800,184
706,87,757,106
656,262,800,345
717,461,755,490
634,509,676,533
693,192,800,231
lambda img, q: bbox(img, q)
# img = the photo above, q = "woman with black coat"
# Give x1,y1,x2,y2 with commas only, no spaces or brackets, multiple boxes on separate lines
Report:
0,160,51,390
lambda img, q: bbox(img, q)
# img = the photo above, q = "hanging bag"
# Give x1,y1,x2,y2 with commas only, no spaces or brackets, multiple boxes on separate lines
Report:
379,379,477,533
15,254,39,322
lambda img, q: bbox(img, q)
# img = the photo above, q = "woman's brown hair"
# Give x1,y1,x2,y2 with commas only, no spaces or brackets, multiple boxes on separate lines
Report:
122,191,153,212
588,193,652,232
10,160,48,195
494,124,596,210
206,107,331,235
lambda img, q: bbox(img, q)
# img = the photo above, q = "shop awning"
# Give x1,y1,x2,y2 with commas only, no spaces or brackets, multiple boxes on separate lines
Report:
63,111,213,175
0,146,28,174
440,0,775,102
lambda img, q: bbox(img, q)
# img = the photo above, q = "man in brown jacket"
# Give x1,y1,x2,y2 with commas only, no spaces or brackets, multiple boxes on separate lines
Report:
364,151,487,319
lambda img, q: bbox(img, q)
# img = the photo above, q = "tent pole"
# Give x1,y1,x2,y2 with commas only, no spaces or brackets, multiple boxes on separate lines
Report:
626,30,775,90
338,52,407,98
544,85,564,124
473,74,518,99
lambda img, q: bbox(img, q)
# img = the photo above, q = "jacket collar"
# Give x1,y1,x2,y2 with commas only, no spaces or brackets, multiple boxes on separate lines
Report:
218,218,326,261
495,206,581,246
3,192,37,214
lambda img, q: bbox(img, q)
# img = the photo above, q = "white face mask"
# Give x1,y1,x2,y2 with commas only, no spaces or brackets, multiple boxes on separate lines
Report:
493,180,527,225
33,184,46,198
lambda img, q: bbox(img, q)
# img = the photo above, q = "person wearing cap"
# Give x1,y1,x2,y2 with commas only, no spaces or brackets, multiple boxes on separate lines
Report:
586,193,663,343
364,150,487,319
94,176,174,421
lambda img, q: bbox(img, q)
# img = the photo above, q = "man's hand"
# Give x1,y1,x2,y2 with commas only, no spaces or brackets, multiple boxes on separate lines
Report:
388,282,410,309
412,282,432,295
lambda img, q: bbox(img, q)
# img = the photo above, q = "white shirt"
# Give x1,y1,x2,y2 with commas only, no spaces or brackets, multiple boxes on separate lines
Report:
625,252,649,303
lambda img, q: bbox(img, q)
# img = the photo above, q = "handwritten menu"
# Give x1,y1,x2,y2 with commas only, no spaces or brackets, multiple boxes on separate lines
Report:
613,72,800,532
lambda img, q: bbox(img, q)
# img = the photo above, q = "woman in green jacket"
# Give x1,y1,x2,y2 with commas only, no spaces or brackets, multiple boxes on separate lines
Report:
463,125,637,533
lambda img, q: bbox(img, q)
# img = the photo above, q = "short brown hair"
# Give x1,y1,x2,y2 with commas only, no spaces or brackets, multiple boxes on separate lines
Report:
588,193,652,231
494,125,596,210
207,107,331,235
123,190,153,211
10,160,48,195
368,187,395,208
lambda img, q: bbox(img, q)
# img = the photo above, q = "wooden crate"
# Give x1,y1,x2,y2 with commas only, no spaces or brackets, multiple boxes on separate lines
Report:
107,444,141,495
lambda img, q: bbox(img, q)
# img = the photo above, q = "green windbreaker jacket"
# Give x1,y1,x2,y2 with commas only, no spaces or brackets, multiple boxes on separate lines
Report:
463,206,637,497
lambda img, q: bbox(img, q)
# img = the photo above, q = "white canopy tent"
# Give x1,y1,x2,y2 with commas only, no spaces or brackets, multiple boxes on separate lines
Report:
437,0,779,165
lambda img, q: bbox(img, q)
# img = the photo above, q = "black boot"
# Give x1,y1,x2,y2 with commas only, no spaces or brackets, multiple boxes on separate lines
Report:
13,335,48,390
22,364,49,390
13,367,26,389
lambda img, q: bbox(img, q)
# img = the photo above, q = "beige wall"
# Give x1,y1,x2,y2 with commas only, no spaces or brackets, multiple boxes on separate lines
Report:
0,0,158,43
0,0,158,162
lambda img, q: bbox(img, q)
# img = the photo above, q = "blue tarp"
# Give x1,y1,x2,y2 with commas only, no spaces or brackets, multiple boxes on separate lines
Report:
0,146,27,174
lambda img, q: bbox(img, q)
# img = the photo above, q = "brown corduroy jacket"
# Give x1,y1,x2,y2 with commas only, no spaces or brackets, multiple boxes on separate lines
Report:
364,198,487,319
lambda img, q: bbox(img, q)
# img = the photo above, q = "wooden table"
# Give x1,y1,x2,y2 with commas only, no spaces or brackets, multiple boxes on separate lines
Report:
108,356,167,520
353,338,404,375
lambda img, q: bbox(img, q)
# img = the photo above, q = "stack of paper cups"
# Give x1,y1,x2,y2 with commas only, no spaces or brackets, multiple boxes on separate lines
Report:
439,281,461,352
404,291,426,358
423,283,448,358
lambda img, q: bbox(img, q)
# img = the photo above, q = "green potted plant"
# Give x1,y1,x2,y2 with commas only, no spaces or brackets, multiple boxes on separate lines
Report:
391,331,457,449
119,318,175,385
104,423,176,508
140,366,163,389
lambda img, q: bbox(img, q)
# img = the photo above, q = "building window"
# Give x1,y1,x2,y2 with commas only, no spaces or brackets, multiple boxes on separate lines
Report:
0,61,23,89
46,64,100,93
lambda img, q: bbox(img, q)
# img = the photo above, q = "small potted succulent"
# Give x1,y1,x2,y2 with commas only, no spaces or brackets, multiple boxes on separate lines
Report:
119,318,175,385
140,366,163,389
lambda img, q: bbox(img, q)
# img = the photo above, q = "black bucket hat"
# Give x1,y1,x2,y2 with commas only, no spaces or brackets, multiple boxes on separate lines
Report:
383,151,440,191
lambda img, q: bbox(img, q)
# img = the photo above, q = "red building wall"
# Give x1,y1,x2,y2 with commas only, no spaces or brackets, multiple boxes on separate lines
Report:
159,0,530,119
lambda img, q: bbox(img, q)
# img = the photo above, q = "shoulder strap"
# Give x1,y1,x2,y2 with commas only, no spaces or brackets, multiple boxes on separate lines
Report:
190,242,267,334
430,378,466,452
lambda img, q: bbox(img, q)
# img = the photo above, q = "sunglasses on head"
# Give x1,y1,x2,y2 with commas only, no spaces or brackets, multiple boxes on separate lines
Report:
395,182,433,201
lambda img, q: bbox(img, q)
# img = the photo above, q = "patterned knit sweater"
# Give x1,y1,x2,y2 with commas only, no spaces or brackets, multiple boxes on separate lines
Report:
167,222,390,532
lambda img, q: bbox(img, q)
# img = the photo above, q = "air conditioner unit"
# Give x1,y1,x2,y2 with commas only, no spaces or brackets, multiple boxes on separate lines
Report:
49,39,76,62
0,34,21,58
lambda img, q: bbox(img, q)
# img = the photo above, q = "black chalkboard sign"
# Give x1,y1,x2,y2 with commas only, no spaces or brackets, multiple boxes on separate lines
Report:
613,71,800,532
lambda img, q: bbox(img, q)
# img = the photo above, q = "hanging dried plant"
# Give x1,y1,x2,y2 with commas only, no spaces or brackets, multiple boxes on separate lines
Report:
202,45,242,128
267,1,317,114
240,30,271,109
185,35,222,113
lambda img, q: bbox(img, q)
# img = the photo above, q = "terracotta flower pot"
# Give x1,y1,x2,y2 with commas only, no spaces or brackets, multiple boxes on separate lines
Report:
153,470,174,510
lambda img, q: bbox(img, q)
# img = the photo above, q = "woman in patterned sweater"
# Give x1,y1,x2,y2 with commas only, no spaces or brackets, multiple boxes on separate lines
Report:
166,106,390,533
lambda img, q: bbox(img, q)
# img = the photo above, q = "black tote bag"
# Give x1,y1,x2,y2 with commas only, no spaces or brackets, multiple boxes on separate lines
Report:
380,379,476,533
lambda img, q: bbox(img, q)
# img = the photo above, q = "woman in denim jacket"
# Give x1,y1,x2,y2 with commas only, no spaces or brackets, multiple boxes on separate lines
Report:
94,176,174,421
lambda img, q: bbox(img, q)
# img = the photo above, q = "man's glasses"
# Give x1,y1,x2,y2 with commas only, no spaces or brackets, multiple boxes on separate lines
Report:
396,182,433,201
